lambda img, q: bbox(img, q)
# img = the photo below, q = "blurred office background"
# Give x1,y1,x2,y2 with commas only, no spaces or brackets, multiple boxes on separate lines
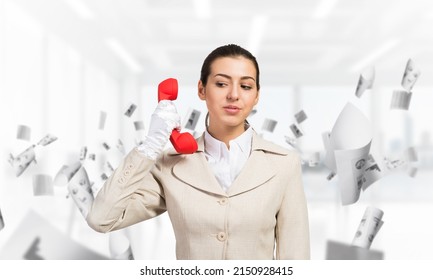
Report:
1,0,433,260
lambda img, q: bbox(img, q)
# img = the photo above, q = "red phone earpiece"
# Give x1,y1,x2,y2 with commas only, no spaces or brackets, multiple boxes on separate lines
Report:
157,78,198,154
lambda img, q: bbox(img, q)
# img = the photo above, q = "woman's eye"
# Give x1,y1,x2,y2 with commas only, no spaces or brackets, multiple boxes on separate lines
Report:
216,82,226,87
241,85,252,90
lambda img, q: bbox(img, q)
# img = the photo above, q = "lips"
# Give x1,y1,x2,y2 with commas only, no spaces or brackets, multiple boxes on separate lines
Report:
223,105,241,114
223,105,240,110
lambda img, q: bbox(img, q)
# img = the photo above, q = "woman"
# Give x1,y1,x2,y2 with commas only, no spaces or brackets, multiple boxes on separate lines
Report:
87,44,310,259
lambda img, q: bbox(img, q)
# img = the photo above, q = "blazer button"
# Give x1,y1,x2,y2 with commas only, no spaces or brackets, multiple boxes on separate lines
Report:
217,232,227,242
218,198,228,205
127,164,134,169
123,170,131,176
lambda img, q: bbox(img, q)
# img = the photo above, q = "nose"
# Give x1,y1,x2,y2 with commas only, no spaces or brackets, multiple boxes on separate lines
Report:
227,85,239,101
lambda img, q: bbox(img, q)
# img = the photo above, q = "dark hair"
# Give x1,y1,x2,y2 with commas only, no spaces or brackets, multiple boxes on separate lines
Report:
200,44,260,90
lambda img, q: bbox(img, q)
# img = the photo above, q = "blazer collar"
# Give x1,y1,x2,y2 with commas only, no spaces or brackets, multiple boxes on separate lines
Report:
170,130,289,197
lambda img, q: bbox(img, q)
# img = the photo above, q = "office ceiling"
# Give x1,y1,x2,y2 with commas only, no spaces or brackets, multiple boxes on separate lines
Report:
10,0,433,87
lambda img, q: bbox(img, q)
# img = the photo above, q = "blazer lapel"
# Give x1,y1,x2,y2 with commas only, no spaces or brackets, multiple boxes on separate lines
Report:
227,132,287,197
227,150,275,197
171,131,288,197
171,135,227,197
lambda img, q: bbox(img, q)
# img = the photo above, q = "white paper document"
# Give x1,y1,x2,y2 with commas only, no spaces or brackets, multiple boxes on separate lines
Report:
99,111,107,130
116,139,126,155
37,134,57,146
284,135,300,151
183,108,201,130
32,174,54,196
0,208,4,231
308,152,320,167
17,125,31,141
124,103,137,117
355,66,375,98
54,161,82,186
262,118,278,133
324,102,374,205
102,142,110,150
9,145,36,177
390,90,412,110
67,166,94,218
352,206,384,249
382,146,418,175
401,58,420,92
79,146,88,161
326,240,384,260
290,123,303,138
294,110,308,124
134,121,145,131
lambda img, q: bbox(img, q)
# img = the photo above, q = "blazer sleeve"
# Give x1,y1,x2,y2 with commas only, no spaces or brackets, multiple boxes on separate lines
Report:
275,154,311,259
86,148,167,233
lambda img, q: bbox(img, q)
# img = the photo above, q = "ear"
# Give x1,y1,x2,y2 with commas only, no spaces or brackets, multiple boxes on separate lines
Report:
198,80,206,100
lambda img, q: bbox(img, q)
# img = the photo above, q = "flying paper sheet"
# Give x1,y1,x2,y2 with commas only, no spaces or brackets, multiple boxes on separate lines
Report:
357,154,385,192
390,90,412,110
80,146,88,161
326,171,336,181
124,103,137,117
32,174,54,196
355,66,375,98
54,161,82,186
352,206,384,249
0,208,4,231
99,111,107,130
9,145,36,177
294,110,308,124
326,240,384,260
116,139,126,155
37,134,57,146
184,108,201,131
308,152,320,167
16,125,31,141
262,118,277,133
401,58,420,92
67,166,94,218
134,121,145,131
284,135,300,151
382,146,418,174
290,123,303,138
325,102,373,205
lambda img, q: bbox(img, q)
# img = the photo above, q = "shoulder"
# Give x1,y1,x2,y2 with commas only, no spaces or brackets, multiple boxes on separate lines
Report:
253,132,299,157
252,132,302,170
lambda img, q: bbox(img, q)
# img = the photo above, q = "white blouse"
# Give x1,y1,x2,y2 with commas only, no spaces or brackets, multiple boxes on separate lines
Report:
203,127,253,192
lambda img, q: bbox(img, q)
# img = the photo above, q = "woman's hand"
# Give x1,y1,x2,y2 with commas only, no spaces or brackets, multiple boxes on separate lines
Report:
137,100,181,160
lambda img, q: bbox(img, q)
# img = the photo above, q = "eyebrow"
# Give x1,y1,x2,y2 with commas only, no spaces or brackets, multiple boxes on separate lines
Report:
214,73,256,82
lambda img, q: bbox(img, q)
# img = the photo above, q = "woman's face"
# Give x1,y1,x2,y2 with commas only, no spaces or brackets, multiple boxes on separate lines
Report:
198,56,259,133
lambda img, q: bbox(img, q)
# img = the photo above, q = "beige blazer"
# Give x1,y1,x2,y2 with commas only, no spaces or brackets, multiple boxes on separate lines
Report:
87,132,310,260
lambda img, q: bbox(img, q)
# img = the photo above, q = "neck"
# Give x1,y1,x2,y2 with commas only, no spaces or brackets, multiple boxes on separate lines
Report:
207,123,246,149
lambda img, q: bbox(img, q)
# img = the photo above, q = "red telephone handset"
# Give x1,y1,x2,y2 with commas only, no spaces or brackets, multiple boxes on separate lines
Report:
158,78,198,154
